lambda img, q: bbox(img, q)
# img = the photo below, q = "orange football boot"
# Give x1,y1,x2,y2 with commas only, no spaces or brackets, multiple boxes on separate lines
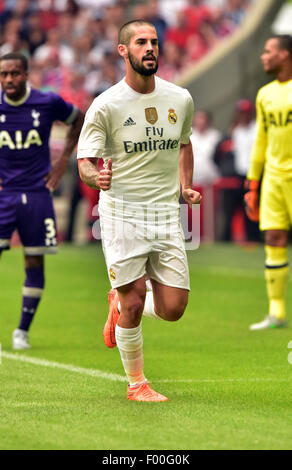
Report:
127,382,168,402
103,289,119,348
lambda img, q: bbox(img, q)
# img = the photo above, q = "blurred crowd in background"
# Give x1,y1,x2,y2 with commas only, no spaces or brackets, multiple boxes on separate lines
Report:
0,0,257,244
0,0,252,102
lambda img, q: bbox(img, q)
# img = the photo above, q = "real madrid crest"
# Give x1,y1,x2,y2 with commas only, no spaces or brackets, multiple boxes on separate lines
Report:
168,108,177,125
109,268,116,281
145,107,158,124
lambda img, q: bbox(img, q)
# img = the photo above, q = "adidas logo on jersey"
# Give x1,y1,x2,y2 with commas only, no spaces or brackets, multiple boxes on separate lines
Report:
123,117,136,126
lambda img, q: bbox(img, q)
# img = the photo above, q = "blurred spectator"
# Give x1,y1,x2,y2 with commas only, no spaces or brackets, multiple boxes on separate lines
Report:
87,13,115,67
129,3,148,22
57,11,78,48
232,98,259,242
213,121,239,241
148,0,167,49
103,1,125,29
164,10,193,51
60,67,91,111
20,12,47,55
33,27,75,68
184,21,213,64
0,0,35,30
190,108,221,243
214,98,259,242
0,19,28,56
72,31,94,74
37,50,65,92
65,0,80,15
130,0,168,51
190,110,221,185
232,99,255,179
165,1,222,66
183,0,212,33
28,66,51,91
225,0,251,25
37,0,59,31
157,41,182,82
95,53,123,94
159,0,187,27
210,6,235,38
213,129,236,180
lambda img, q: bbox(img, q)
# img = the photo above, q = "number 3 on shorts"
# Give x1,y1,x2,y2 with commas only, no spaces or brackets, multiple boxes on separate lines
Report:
44,218,57,246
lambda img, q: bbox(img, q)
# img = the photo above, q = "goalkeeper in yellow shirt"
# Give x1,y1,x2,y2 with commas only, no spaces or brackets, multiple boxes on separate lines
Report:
245,34,292,330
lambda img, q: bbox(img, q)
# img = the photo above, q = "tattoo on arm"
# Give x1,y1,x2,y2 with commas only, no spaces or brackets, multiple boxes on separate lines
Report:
78,159,100,190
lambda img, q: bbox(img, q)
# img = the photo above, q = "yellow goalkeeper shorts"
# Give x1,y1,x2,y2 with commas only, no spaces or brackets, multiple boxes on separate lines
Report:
260,172,292,231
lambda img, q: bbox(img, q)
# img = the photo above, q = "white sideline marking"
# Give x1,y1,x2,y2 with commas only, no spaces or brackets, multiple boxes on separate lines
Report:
2,351,127,382
159,377,291,384
2,352,290,385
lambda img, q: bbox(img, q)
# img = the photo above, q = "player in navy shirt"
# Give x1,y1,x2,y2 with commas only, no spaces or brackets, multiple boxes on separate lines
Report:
0,52,84,349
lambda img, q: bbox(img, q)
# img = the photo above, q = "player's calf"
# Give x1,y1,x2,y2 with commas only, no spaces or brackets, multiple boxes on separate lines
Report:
18,260,45,332
13,257,45,349
151,283,189,322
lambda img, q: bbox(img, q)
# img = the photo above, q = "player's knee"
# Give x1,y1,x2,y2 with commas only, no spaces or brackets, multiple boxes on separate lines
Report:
122,299,145,323
159,301,187,322
265,231,288,247
166,306,186,322
25,255,44,269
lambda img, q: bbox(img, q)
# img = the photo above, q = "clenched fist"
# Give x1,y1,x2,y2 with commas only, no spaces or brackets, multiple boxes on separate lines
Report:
182,187,202,207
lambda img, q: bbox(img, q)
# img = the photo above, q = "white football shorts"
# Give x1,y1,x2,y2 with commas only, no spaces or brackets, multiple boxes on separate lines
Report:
99,208,190,291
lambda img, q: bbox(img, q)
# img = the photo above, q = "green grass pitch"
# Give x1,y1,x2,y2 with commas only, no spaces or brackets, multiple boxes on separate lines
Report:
1,242,292,450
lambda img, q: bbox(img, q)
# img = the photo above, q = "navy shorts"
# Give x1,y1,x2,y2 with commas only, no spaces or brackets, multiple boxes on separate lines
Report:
0,190,58,255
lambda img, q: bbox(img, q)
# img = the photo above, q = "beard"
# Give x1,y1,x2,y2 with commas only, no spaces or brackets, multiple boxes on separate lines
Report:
128,50,158,76
267,66,280,75
262,59,281,76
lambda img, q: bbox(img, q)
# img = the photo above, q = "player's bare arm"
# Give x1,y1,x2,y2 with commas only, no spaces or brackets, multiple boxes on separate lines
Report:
179,140,202,206
45,110,85,191
78,158,112,191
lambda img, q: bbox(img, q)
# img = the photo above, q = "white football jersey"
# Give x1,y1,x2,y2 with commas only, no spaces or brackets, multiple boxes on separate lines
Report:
77,76,194,211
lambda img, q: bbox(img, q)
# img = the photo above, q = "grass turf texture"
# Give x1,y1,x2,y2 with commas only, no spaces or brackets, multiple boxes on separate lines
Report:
1,242,292,450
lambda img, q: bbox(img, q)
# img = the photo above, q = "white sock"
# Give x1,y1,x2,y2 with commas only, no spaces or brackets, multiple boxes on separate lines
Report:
115,323,146,386
143,291,161,320
145,278,152,291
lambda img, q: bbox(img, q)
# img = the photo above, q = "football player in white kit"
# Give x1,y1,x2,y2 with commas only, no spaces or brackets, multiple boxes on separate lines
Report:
77,20,201,402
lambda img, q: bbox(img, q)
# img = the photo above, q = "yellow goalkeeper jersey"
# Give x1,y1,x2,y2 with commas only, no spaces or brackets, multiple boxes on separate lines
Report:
247,79,292,181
